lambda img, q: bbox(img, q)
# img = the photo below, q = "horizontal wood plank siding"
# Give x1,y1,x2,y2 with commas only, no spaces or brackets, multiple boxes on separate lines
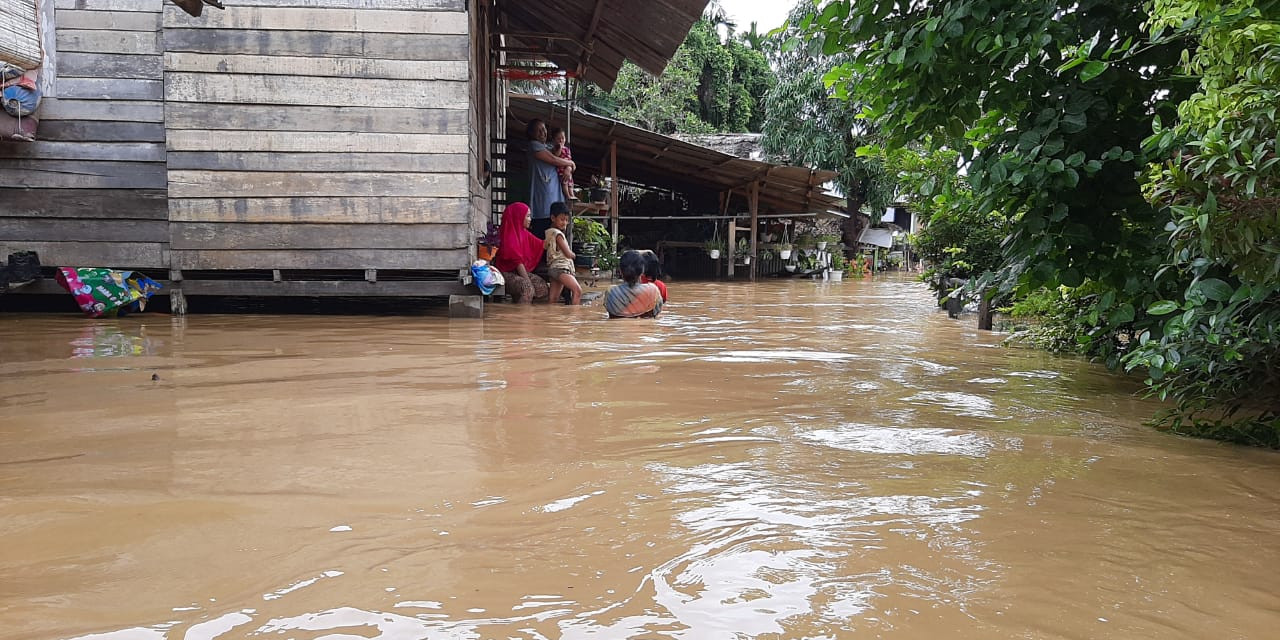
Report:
0,1,167,268
162,29,467,60
164,103,469,133
3,189,168,220
167,171,467,199
173,249,468,270
164,6,468,33
168,197,470,224
163,1,477,274
171,222,469,250
0,241,166,268
166,131,469,153
166,152,468,173
163,52,467,81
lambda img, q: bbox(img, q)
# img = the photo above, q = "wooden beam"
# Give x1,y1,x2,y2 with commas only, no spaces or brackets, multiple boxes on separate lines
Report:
727,219,736,278
176,280,480,298
577,0,608,77
749,181,760,282
609,139,619,247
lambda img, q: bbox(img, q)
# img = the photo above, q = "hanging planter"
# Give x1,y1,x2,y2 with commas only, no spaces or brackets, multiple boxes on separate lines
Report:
705,231,724,260
779,246,792,260
741,255,752,265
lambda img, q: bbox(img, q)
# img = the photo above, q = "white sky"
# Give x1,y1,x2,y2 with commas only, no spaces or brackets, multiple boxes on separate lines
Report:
718,0,793,33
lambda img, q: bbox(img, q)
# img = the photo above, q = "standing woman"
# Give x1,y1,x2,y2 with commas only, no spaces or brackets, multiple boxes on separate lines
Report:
493,202,549,303
526,118,575,239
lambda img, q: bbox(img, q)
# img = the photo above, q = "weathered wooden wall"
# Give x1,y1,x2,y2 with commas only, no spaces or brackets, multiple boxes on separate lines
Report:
162,0,474,271
467,0,492,237
1,0,168,268
2,0,487,281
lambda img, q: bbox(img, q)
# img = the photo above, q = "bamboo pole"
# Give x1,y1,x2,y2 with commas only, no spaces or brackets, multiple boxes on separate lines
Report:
727,219,736,278
609,140,619,248
749,181,760,282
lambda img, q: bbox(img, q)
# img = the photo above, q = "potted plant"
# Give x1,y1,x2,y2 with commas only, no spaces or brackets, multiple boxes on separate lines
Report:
795,233,816,251
589,176,610,203
817,233,841,251
778,228,793,260
477,223,500,261
704,238,724,260
736,237,751,265
829,252,848,281
572,217,619,270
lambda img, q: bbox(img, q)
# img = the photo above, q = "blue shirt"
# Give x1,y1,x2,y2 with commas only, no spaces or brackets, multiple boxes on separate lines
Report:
527,141,563,220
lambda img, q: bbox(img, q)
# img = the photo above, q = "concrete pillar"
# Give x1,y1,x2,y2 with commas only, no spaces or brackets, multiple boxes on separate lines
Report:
449,294,484,318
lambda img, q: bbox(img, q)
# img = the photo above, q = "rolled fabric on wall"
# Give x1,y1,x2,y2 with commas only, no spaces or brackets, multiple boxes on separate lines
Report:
0,1,42,69
2,83,39,117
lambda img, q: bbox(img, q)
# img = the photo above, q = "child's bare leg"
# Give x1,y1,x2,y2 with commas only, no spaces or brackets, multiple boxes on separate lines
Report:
562,181,576,201
548,279,564,305
557,272,583,305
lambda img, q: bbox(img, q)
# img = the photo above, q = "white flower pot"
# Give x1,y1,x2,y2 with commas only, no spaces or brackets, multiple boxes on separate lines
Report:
784,264,796,272
817,241,828,250
742,256,752,265
830,270,844,281
779,249,792,260
709,249,720,259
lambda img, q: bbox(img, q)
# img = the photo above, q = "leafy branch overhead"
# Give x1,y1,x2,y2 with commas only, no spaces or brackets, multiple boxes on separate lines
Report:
802,0,1279,445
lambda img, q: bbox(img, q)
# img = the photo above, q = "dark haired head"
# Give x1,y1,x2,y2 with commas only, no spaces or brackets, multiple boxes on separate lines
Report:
547,127,564,142
619,250,645,284
549,201,570,217
640,249,661,279
525,118,545,140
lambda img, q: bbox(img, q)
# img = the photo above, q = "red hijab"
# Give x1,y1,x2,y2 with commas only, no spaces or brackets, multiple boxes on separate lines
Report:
493,202,544,273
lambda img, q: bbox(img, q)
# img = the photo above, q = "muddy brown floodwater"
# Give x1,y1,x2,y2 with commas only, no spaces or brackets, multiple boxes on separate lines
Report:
2,277,1279,640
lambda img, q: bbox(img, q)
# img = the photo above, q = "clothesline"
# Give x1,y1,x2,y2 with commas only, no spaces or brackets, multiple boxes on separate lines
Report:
574,212,847,221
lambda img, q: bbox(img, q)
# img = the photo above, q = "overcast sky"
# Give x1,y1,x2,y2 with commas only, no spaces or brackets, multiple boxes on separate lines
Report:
718,0,793,33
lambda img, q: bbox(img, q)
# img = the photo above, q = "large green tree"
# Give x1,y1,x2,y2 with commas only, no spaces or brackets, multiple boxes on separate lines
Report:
760,3,896,245
581,19,775,134
1122,0,1280,444
803,0,1279,444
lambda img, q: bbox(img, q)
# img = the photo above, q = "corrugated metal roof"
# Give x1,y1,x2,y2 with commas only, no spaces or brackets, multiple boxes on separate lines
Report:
495,0,709,91
508,95,844,214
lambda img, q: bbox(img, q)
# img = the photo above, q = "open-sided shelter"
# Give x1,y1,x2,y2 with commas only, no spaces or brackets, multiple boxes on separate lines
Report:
505,95,844,279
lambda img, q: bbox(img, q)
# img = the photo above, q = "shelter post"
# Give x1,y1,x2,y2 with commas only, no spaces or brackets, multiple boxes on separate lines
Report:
609,140,619,248
749,182,760,281
727,219,736,278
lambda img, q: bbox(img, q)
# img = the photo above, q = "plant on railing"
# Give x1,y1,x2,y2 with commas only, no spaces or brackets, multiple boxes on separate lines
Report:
830,252,849,272
477,222,501,261
706,234,727,258
573,217,621,270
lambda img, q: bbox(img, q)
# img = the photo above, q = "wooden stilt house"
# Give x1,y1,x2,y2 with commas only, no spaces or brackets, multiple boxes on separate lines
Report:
0,0,708,311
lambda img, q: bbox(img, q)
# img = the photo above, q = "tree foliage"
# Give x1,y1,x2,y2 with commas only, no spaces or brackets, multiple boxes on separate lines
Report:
885,146,1007,293
803,0,1280,445
760,3,896,245
1121,0,1280,445
581,20,774,134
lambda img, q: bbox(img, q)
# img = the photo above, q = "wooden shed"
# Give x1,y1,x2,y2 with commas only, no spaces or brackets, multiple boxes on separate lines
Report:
0,0,708,310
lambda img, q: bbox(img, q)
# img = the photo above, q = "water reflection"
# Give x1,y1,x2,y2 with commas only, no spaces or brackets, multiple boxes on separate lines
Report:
2,278,1279,639
69,323,161,359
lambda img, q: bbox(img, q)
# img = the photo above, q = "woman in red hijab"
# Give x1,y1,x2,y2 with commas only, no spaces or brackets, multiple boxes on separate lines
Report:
492,202,549,303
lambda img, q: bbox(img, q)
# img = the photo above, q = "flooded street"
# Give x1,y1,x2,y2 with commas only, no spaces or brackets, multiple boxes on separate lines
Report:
2,277,1278,639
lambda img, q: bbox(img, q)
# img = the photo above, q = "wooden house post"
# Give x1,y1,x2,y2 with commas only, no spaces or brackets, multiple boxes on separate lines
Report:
748,181,759,281
727,218,736,278
609,140,619,247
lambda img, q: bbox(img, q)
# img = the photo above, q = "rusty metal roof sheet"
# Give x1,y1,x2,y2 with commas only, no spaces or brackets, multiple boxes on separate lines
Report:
508,95,844,214
495,0,709,91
